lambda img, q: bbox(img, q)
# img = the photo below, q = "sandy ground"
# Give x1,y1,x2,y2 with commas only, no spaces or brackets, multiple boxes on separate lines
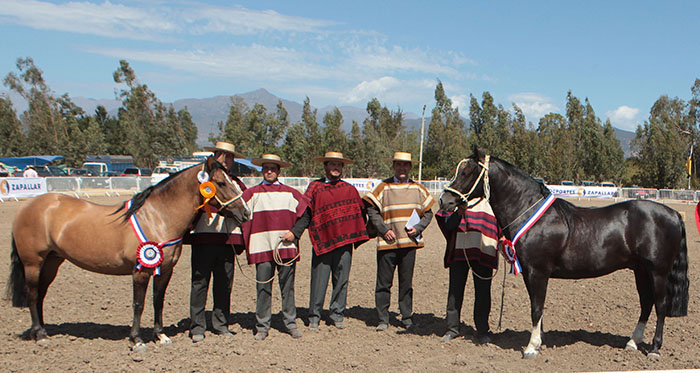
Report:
0,195,699,372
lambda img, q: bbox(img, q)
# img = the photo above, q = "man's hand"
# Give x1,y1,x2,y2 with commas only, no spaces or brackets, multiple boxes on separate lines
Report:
280,231,296,243
384,229,397,243
405,227,418,237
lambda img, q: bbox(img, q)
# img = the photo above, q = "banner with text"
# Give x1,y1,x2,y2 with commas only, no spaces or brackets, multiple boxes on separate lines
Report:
346,178,382,194
546,185,618,199
0,177,47,198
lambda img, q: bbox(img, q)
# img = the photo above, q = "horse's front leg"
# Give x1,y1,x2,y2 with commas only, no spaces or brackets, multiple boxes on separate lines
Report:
152,269,174,345
130,271,151,353
522,271,549,359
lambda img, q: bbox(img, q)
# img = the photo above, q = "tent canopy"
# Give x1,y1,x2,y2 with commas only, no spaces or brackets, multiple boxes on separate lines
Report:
0,156,65,169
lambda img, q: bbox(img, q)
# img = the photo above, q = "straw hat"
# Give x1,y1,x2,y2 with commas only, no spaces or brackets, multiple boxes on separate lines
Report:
385,152,420,164
312,151,354,164
203,141,245,158
251,153,291,168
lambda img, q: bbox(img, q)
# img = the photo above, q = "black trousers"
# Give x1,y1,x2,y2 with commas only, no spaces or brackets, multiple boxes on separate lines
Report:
255,261,298,333
308,244,353,324
445,260,492,335
375,247,416,325
189,243,235,335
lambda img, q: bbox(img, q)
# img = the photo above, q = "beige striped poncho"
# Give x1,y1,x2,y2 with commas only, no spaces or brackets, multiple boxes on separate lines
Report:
363,178,434,251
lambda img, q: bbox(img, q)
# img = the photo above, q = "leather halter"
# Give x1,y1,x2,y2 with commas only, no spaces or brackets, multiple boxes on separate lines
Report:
443,155,490,204
202,162,246,211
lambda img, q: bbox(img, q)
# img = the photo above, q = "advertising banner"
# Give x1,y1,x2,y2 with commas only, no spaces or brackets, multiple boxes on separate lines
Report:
346,178,382,193
0,177,47,199
546,185,618,199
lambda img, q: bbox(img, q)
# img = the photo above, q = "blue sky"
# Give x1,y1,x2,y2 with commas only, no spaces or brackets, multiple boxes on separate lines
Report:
1,0,699,131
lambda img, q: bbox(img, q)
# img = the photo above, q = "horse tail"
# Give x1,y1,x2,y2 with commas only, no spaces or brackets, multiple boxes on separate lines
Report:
666,215,689,317
5,236,28,307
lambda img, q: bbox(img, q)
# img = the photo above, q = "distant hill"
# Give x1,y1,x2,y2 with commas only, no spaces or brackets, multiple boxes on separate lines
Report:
3,88,636,156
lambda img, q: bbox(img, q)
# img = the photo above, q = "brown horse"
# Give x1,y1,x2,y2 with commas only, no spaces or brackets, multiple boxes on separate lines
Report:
6,156,250,352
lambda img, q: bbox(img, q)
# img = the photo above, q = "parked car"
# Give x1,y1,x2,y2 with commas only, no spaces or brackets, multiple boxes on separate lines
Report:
152,166,178,184
122,167,153,176
106,171,122,177
70,168,91,176
600,181,616,188
561,180,575,186
0,164,9,177
581,180,598,187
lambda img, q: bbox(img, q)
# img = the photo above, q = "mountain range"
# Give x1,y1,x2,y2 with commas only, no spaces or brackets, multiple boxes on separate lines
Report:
4,88,635,156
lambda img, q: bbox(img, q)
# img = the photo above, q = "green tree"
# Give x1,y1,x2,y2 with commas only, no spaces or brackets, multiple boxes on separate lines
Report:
633,95,690,188
282,97,321,176
424,81,467,179
321,107,348,155
345,121,363,178
536,113,577,183
114,60,195,168
0,96,26,156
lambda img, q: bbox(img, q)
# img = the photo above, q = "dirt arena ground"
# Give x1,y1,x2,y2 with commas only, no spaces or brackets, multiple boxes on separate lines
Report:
0,195,698,372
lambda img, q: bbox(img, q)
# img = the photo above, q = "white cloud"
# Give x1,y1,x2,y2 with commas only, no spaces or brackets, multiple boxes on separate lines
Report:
0,0,176,40
450,94,469,113
508,92,559,121
0,1,336,40
185,6,338,35
606,105,640,131
88,44,338,81
341,77,401,103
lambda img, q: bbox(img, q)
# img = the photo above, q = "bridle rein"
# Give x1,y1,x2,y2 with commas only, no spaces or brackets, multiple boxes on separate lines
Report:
442,155,491,205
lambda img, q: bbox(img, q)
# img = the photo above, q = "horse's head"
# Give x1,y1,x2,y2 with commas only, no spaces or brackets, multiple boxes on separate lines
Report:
204,156,251,224
439,146,489,212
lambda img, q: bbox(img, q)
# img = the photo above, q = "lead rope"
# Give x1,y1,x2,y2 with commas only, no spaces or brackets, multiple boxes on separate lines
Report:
232,240,299,284
498,257,507,331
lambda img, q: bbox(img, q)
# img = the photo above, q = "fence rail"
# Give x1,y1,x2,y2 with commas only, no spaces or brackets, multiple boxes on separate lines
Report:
2,177,699,204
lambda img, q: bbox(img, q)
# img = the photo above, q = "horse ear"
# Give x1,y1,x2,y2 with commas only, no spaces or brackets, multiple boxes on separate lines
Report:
471,145,485,161
205,155,216,172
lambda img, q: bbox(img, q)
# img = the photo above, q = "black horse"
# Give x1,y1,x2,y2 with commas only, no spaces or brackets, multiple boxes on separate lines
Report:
439,147,688,359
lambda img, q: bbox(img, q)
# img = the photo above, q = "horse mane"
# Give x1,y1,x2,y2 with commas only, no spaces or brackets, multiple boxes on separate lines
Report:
490,155,577,228
112,165,196,222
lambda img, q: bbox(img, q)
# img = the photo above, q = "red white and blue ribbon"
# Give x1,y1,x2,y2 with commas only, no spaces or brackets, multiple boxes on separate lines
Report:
499,194,556,275
126,200,183,276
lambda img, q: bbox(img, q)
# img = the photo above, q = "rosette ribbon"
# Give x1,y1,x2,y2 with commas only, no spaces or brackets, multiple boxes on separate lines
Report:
196,181,217,219
498,194,556,276
127,200,183,276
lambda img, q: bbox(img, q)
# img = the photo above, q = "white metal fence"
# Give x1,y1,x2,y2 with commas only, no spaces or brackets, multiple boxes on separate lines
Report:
18,177,700,204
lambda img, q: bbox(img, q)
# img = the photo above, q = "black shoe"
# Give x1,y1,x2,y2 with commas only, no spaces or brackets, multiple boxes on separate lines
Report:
191,333,204,343
213,329,235,338
288,328,303,339
475,332,492,344
440,332,458,342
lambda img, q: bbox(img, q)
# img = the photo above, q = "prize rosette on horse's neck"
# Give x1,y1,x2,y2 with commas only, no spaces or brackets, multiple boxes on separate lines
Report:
135,242,164,275
127,199,183,276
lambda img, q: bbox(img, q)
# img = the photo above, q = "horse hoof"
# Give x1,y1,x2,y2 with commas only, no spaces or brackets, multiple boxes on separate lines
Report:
157,334,172,345
132,342,148,354
523,351,538,360
647,352,660,360
625,340,638,350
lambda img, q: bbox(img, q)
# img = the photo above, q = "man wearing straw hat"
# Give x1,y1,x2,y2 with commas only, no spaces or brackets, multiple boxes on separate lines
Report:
241,153,309,341
185,141,247,343
363,152,434,332
281,151,369,331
